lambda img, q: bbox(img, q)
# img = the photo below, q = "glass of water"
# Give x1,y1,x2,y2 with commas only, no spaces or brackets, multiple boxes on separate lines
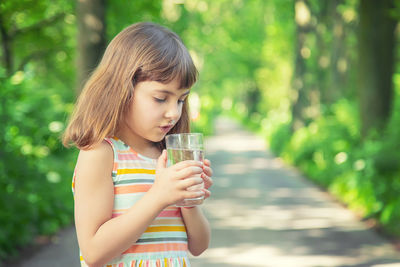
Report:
165,133,204,207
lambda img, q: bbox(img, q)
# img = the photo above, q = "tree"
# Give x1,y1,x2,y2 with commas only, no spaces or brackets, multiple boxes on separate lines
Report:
291,0,312,131
77,0,106,92
0,2,67,77
358,0,397,137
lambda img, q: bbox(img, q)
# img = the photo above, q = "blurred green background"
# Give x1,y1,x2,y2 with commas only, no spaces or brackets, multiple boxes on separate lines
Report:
1,0,399,261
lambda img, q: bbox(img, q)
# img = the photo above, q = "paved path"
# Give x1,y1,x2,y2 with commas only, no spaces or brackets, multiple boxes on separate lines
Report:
190,117,400,267
13,117,400,267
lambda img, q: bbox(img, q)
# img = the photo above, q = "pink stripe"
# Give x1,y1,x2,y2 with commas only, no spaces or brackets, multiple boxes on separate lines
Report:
112,213,122,218
158,209,181,217
118,154,141,161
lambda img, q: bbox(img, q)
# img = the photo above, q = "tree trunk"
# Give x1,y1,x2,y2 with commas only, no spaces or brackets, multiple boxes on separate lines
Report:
358,0,396,137
328,0,346,103
77,0,107,93
0,12,13,76
314,0,329,104
291,0,311,131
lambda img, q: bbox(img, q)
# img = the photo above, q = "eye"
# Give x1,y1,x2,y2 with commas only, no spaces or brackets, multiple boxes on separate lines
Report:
154,97,166,103
178,99,185,104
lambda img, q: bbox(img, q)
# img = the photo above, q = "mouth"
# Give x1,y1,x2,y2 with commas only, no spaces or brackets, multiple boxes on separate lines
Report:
159,125,173,133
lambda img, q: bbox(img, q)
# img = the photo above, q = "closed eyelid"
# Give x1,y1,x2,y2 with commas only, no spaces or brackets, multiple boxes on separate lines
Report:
154,92,188,100
154,89,190,97
153,96,185,104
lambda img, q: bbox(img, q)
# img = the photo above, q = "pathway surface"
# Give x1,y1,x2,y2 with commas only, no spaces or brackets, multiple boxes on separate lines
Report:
13,117,400,267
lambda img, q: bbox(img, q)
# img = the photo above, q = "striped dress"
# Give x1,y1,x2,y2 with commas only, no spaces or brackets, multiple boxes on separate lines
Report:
72,137,190,267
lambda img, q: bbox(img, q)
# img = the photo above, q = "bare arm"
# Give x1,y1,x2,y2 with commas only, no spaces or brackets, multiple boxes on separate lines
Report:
74,145,204,266
181,158,213,256
181,207,211,256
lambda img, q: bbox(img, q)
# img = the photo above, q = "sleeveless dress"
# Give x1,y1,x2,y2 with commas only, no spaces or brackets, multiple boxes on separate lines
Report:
72,136,190,267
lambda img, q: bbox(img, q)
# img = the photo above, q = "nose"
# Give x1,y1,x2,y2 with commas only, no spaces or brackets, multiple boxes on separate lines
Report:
165,101,182,122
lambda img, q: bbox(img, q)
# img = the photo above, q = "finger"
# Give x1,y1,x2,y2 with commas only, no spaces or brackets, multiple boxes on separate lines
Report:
156,150,167,170
176,166,203,180
179,177,203,190
172,160,203,171
203,159,211,167
202,188,211,199
203,166,213,177
201,173,213,189
183,190,205,200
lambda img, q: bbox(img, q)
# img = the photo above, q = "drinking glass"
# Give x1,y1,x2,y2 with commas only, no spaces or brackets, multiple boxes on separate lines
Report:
165,133,204,207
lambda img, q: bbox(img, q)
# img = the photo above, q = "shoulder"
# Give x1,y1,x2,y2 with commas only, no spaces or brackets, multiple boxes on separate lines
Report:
75,140,114,176
79,140,113,160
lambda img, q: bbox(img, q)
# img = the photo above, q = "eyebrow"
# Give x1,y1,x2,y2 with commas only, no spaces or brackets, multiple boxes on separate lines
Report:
155,90,190,97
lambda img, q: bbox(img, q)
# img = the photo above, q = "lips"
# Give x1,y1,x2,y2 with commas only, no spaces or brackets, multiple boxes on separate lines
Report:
160,125,173,133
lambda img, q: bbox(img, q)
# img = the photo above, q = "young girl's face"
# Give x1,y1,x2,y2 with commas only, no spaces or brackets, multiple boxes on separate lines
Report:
122,79,190,146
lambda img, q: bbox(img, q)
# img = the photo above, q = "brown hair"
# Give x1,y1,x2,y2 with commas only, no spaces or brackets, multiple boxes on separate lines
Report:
62,22,198,150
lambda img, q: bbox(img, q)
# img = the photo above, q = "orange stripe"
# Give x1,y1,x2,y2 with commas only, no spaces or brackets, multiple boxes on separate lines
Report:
118,150,136,154
112,209,127,213
123,242,188,254
114,184,151,194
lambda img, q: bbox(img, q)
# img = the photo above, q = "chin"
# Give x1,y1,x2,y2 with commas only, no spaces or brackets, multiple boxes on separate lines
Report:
151,134,166,143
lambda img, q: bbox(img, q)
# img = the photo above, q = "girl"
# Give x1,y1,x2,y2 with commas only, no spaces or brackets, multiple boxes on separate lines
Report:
63,22,213,267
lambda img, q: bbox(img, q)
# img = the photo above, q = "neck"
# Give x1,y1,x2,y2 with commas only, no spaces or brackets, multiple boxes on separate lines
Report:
115,126,160,159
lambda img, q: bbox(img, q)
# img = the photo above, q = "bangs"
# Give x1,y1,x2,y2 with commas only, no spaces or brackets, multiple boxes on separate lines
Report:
133,24,198,89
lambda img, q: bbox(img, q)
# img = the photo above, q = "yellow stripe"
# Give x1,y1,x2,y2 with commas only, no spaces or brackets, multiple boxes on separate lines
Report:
145,226,186,233
117,168,155,175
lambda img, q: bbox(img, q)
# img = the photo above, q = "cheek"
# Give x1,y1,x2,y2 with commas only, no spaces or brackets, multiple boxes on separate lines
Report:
138,101,164,122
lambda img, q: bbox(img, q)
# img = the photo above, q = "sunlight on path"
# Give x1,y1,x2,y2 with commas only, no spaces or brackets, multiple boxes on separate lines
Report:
190,117,400,267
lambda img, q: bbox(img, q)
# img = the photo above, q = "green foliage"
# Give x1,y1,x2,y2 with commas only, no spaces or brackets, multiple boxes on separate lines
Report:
269,122,291,156
190,97,218,137
0,72,76,259
0,0,77,260
267,99,400,236
106,0,162,38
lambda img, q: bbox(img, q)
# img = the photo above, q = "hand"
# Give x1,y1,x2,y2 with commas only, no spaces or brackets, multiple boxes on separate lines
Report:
201,159,213,200
151,150,205,207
